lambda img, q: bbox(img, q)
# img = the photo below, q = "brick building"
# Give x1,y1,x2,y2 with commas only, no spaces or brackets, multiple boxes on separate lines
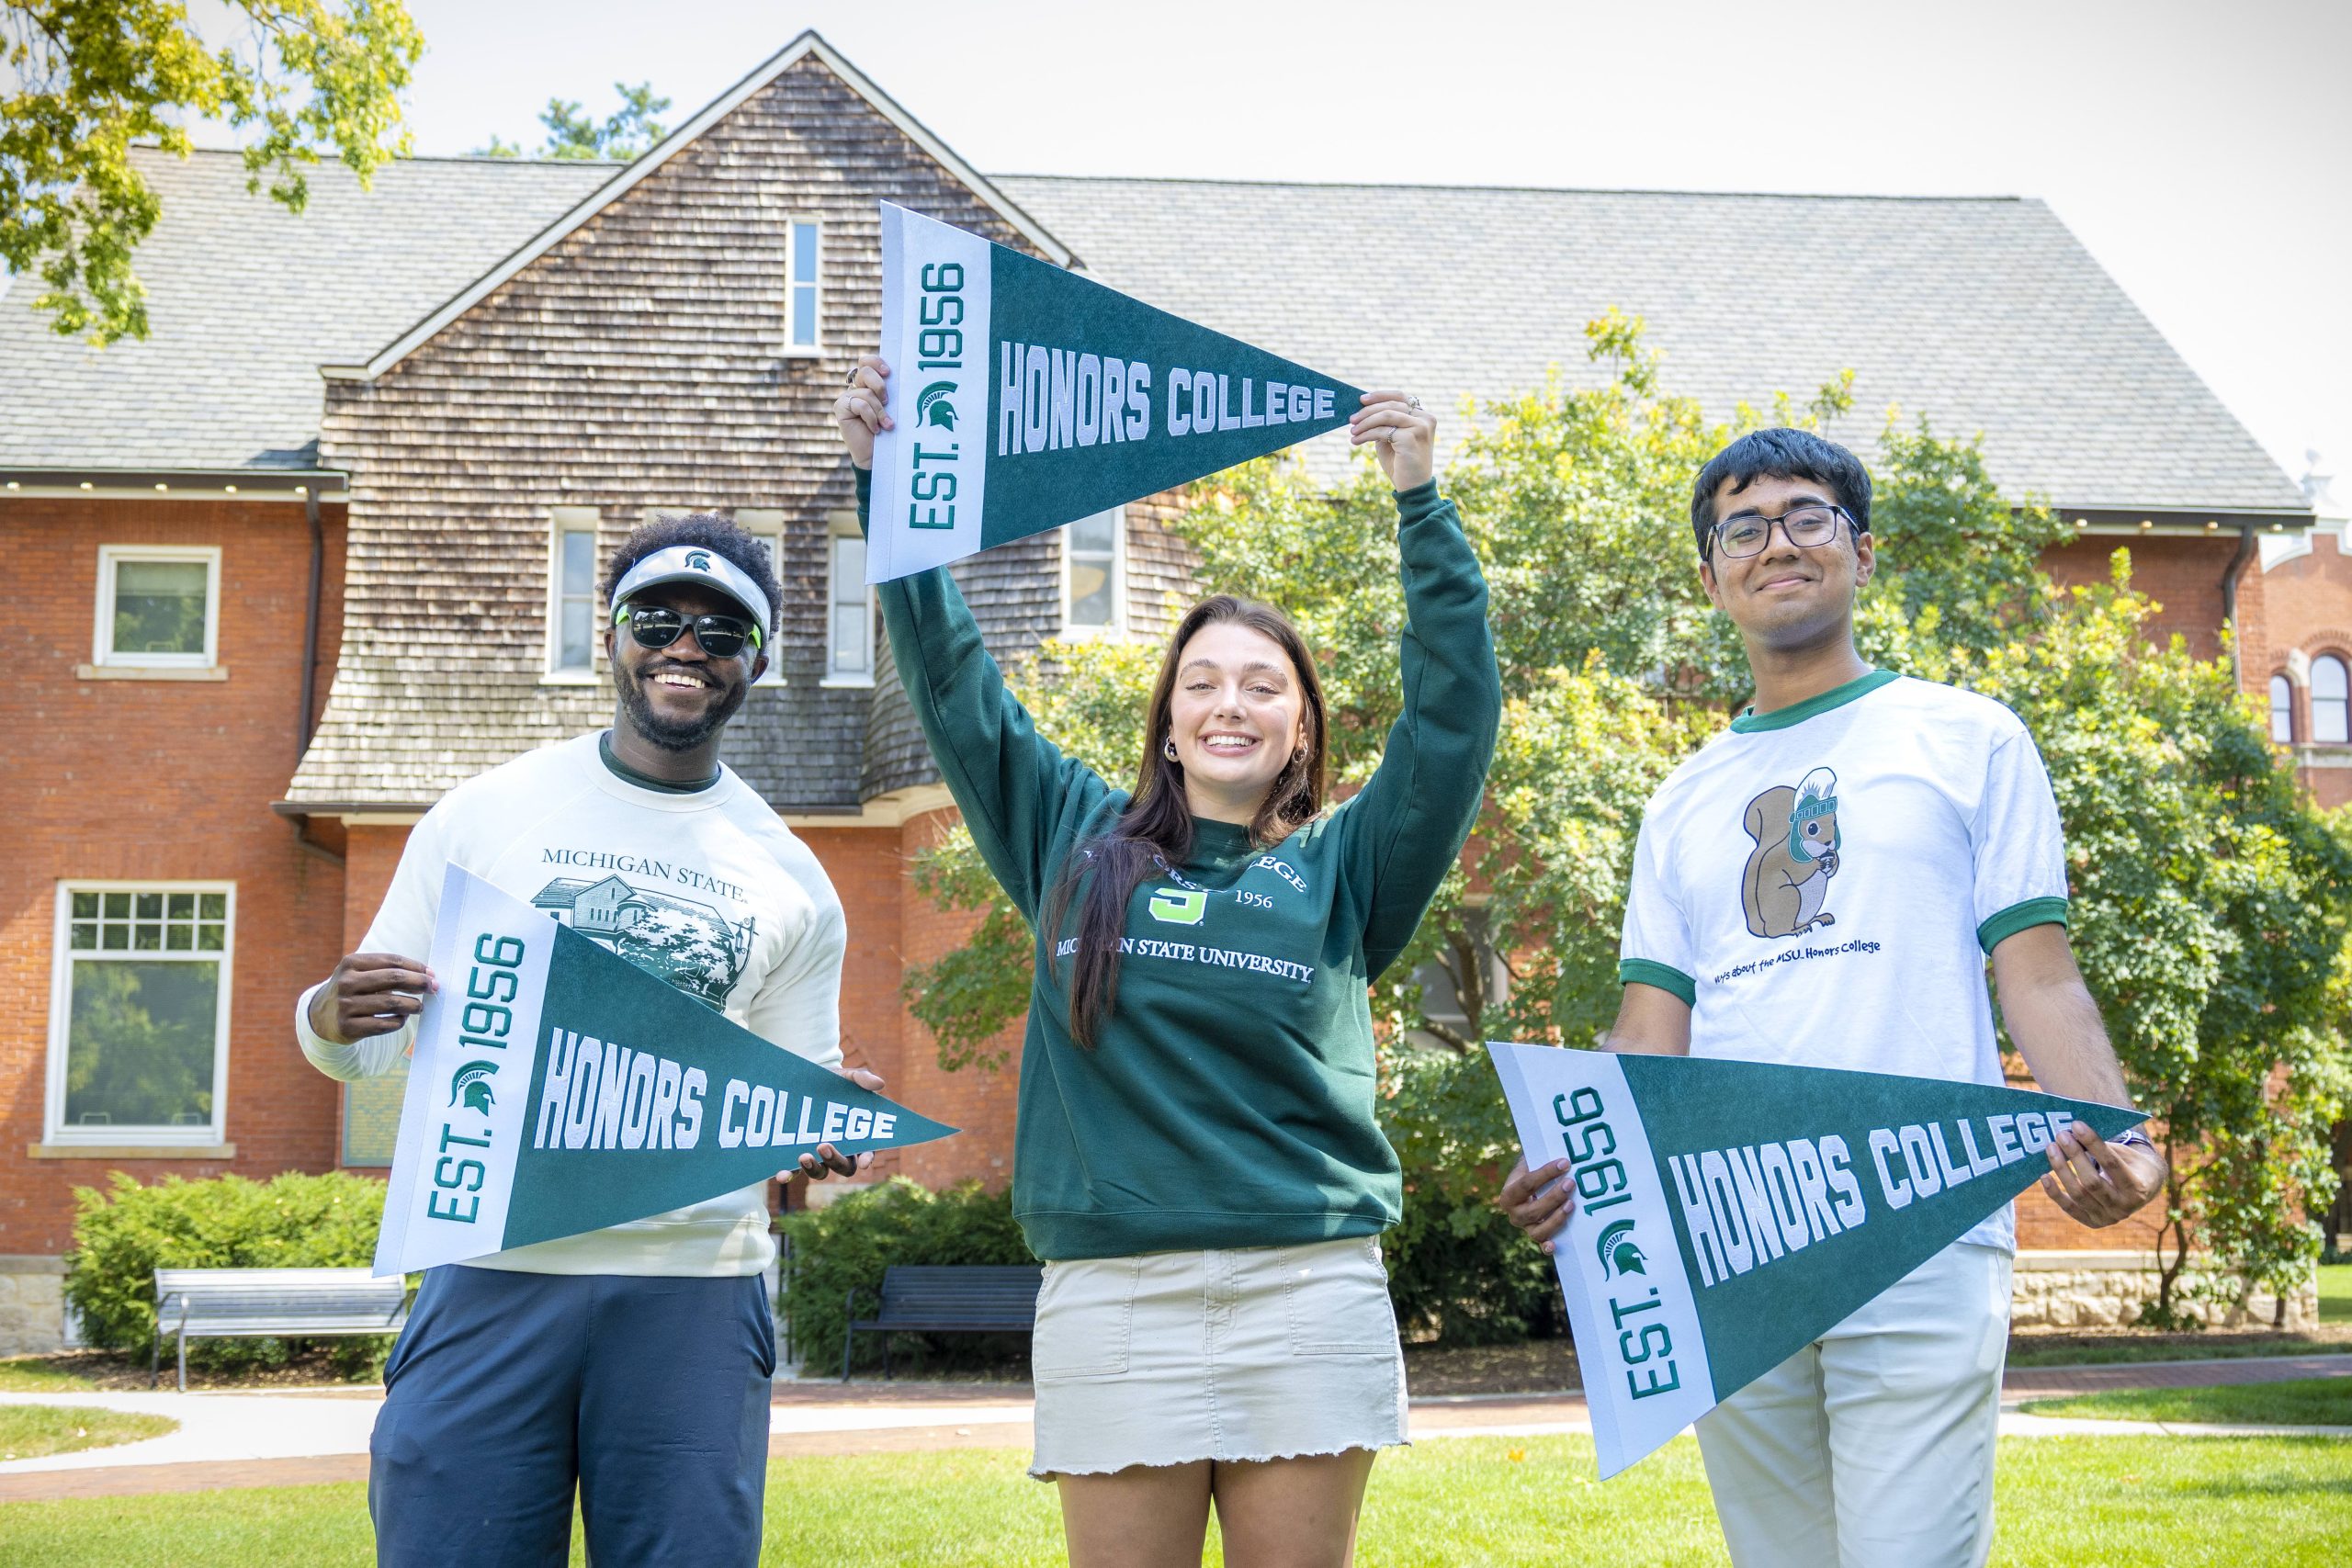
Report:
0,31,2324,1349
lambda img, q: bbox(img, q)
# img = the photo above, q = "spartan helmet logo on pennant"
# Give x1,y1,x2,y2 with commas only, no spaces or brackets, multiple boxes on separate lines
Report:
448,1060,499,1114
917,381,959,430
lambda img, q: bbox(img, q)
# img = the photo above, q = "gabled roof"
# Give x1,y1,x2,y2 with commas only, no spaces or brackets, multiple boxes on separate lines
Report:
0,151,615,474
996,175,2311,516
322,30,1070,385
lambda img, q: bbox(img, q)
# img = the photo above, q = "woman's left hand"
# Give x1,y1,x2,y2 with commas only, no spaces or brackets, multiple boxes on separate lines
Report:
1350,389,1436,491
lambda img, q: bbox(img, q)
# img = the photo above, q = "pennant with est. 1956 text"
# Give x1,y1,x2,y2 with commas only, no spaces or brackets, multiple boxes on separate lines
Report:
866,201,1363,582
1487,1043,2145,1478
375,866,955,1275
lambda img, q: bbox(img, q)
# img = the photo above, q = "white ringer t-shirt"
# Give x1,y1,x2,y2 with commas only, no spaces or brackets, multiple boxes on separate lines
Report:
297,731,846,1277
1618,670,2071,1250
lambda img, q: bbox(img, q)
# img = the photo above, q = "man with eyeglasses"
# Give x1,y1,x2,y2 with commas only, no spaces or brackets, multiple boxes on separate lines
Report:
1500,429,2164,1566
298,514,870,1567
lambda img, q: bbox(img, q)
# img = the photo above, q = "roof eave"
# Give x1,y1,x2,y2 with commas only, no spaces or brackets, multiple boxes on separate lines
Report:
324,29,1075,388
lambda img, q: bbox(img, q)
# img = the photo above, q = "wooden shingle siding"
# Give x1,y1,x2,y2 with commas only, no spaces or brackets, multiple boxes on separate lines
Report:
290,56,1059,811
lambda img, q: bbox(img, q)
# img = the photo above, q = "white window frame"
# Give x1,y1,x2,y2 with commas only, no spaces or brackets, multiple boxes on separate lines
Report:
738,508,789,686
783,216,823,357
545,507,602,684
46,881,235,1148
92,545,220,669
823,513,876,687
1059,507,1127,640
2269,672,2295,744
2313,654,2350,746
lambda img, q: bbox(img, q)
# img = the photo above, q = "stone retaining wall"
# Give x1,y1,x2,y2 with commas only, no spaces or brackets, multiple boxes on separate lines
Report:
0,1257,67,1357
2011,1249,2322,1330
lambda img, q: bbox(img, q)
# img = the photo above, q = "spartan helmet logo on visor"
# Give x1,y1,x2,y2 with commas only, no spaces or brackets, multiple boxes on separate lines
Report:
607,545,775,649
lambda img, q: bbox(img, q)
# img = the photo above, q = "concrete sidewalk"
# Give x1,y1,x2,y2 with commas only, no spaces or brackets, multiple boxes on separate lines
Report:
2,1355,2344,1504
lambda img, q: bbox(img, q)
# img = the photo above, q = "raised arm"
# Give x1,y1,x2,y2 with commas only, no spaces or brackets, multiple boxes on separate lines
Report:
1339,395,1503,977
839,357,1107,920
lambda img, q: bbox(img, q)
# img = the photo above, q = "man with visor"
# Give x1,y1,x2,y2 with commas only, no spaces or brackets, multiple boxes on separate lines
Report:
299,513,872,1567
1499,429,2164,1567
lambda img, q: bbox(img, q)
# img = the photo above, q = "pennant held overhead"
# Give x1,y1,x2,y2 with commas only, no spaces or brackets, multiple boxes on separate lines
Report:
375,867,956,1276
1487,1043,2146,1480
866,201,1364,582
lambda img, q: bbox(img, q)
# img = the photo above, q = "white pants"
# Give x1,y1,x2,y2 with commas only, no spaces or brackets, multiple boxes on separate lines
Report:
1695,1241,2012,1568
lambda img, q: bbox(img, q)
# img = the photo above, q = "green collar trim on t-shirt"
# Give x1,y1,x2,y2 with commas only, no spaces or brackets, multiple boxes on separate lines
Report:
598,731,719,795
1730,668,1900,734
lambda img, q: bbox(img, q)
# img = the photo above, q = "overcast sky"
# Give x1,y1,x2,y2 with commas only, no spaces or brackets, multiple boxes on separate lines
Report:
232,0,2352,495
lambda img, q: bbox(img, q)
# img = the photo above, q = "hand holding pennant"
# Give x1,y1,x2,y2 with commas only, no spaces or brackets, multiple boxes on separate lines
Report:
1486,1043,2146,1478
374,866,955,1275
865,201,1364,582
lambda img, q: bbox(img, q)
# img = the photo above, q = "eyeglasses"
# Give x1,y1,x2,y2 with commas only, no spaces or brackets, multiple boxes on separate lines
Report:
615,604,763,660
1710,503,1860,560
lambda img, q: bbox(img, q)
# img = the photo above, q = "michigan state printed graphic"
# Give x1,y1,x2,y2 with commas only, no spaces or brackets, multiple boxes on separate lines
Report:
1487,1043,2146,1478
866,202,1364,582
375,867,956,1275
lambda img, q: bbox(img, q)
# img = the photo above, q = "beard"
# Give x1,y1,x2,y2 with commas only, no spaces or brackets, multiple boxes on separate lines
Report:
616,662,749,752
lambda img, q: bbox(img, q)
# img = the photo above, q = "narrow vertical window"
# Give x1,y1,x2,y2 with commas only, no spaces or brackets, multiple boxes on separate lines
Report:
738,509,786,686
94,547,220,668
49,884,233,1145
2313,657,2348,744
548,509,599,676
827,522,874,684
1061,508,1124,636
2269,673,2295,743
786,219,821,353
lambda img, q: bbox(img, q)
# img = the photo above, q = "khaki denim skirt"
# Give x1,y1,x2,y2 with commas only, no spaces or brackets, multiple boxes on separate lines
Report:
1028,1235,1408,1477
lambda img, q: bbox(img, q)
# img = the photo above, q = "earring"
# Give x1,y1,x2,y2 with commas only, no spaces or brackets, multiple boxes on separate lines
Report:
1162,737,1180,763
1292,744,1308,765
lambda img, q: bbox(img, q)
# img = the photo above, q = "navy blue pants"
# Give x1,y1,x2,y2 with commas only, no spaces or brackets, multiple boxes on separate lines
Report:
370,1266,775,1568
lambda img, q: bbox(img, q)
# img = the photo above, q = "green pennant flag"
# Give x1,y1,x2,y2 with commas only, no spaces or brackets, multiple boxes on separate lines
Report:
866,201,1364,582
374,866,956,1275
1487,1043,2145,1479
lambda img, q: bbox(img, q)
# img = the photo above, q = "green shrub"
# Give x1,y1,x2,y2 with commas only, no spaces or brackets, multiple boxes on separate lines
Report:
778,1179,1035,1377
65,1170,397,1378
1379,1048,1564,1346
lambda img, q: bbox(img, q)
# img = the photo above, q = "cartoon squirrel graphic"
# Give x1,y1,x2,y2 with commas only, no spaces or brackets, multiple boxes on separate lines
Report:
1740,767,1841,939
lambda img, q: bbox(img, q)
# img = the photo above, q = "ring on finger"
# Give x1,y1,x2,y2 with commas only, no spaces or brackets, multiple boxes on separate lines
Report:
1405,394,1424,412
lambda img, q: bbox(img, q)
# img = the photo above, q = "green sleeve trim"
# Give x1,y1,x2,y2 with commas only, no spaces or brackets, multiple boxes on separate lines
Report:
1618,958,1697,1007
1977,897,2069,954
1393,479,1442,524
854,465,872,536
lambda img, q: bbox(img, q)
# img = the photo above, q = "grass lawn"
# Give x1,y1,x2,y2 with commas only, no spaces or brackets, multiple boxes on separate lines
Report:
2004,1331,2351,1368
2321,1263,2350,1325
0,1406,176,1461
3,1434,2349,1566
2022,1377,2352,1427
0,1360,95,1394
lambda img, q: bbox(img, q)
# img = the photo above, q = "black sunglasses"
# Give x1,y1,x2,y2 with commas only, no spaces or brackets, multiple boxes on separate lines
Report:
615,604,762,660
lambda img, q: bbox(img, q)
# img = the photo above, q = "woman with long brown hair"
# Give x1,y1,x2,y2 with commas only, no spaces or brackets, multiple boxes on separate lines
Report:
836,355,1498,1568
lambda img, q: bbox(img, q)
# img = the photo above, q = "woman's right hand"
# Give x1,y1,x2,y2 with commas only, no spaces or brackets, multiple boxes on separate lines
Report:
833,355,893,470
1498,1156,1576,1256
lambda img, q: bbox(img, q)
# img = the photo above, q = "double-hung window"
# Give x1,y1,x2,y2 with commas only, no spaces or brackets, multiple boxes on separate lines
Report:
547,509,601,680
2314,656,2349,746
49,884,233,1146
2269,673,2295,743
93,546,219,669
1061,509,1125,637
738,509,788,685
786,219,821,355
826,513,874,685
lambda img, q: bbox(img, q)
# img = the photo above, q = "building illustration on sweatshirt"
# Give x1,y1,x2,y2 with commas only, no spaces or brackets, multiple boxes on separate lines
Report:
530,874,754,1004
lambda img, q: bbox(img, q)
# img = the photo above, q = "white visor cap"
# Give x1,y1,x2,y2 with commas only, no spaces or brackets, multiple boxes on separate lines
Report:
608,545,775,649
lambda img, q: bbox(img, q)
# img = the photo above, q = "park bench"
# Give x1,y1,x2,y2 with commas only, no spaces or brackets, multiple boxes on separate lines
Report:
152,1267,411,1392
842,1264,1043,1381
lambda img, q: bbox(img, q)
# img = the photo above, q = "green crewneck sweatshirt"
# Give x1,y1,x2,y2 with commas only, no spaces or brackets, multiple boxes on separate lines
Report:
860,470,1500,1259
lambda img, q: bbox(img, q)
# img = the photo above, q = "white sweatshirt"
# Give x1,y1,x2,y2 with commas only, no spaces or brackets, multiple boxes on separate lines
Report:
298,731,846,1277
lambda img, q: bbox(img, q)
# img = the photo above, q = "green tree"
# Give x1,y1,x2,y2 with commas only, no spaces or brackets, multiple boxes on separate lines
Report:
475,80,668,162
2,0,424,344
